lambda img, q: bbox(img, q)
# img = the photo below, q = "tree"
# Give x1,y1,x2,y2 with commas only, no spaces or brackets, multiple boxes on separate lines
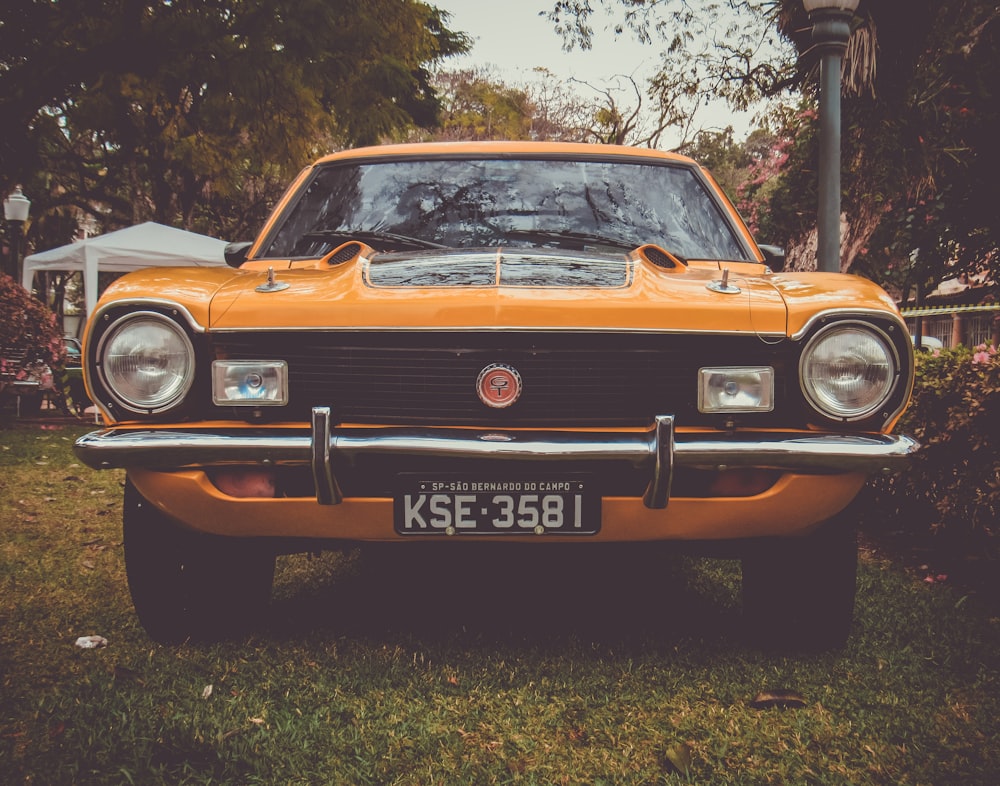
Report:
548,1,795,112
0,0,468,243
677,125,755,206
575,73,678,147
431,69,537,141
546,1,1000,291
763,0,1000,290
428,67,695,147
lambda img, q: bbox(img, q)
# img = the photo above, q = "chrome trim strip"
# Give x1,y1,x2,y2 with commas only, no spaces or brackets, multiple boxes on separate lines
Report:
74,420,919,509
790,308,909,342
90,299,209,333
75,429,313,468
208,325,788,337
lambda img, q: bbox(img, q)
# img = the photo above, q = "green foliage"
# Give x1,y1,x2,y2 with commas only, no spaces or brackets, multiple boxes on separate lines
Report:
776,0,1000,287
553,1,1000,288
0,0,469,239
677,126,753,202
3,426,1000,784
433,70,536,141
863,344,999,552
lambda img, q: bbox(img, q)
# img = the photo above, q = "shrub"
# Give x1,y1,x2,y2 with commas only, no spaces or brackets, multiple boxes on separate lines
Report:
861,342,999,555
1,273,63,364
0,273,68,411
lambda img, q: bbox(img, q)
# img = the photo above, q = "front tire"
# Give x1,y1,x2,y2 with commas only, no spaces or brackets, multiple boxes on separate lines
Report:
123,479,275,643
741,506,858,651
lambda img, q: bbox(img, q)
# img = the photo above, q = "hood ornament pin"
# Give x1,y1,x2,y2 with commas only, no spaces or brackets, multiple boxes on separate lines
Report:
256,266,290,293
707,267,741,295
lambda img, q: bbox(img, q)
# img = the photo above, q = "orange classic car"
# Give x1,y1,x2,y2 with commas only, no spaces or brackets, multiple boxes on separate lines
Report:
75,141,918,646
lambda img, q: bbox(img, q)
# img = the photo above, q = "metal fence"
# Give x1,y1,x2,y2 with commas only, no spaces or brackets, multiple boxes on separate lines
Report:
901,304,1000,349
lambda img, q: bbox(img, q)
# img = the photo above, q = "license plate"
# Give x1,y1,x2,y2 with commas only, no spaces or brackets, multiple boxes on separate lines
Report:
394,476,599,535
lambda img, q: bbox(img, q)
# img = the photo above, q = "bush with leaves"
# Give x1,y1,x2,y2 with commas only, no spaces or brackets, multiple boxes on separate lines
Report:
0,272,67,411
861,342,1000,561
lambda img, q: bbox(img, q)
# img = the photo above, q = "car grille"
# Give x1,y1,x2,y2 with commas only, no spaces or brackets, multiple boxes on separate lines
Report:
210,331,798,427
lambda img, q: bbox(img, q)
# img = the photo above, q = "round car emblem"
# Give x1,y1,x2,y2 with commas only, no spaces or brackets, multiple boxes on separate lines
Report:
476,364,522,409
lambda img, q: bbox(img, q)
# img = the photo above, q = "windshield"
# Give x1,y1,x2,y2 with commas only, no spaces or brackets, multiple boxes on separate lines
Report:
260,157,751,261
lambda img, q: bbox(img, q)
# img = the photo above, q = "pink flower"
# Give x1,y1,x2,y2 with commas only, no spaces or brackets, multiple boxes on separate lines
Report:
972,344,997,364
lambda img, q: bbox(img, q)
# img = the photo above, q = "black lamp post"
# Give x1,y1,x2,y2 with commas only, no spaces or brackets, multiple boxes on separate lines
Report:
804,0,859,273
3,186,32,282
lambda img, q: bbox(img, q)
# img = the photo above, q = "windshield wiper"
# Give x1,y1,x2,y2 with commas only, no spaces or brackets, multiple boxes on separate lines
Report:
505,230,690,264
301,229,449,251
500,229,639,252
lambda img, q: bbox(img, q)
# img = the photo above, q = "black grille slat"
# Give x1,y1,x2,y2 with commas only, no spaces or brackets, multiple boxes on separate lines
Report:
210,331,796,427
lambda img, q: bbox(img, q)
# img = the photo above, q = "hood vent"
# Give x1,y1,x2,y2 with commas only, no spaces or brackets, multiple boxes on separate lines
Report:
325,241,364,266
635,244,685,270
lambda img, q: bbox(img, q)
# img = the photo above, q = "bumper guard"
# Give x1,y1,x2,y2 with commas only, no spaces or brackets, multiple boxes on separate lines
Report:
74,407,919,510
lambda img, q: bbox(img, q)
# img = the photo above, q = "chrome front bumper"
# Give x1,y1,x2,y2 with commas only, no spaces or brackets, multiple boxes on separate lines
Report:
74,408,919,510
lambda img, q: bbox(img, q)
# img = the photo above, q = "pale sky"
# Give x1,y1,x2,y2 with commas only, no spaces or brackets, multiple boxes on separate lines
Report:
434,0,758,146
436,0,653,85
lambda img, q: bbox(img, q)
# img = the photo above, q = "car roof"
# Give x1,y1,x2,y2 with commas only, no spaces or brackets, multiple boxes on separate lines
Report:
313,141,699,167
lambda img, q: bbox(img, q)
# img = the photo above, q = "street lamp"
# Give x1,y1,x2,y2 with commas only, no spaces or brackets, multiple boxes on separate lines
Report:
3,186,32,282
804,0,859,273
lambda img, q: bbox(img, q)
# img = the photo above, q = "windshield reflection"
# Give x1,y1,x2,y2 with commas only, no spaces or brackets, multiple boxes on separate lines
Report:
262,157,749,262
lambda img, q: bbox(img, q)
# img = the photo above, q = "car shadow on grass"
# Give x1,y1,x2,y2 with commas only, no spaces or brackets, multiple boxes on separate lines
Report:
266,544,743,650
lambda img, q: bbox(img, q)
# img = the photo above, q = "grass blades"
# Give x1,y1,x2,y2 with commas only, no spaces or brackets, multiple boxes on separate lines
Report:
2,424,999,784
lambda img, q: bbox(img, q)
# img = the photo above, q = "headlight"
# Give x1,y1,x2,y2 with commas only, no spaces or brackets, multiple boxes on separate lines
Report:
800,322,897,421
98,312,195,413
212,361,288,406
698,367,774,413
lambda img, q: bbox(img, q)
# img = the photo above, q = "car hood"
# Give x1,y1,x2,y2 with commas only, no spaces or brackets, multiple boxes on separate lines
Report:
98,248,901,336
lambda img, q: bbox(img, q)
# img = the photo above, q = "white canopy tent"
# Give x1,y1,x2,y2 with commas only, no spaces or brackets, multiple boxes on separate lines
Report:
22,222,229,317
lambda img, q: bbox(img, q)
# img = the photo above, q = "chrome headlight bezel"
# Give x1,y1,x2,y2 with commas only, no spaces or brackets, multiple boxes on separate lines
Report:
95,311,196,415
799,320,901,423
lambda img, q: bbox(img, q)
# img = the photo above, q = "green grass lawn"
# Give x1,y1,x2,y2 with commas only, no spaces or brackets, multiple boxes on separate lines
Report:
2,423,999,784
